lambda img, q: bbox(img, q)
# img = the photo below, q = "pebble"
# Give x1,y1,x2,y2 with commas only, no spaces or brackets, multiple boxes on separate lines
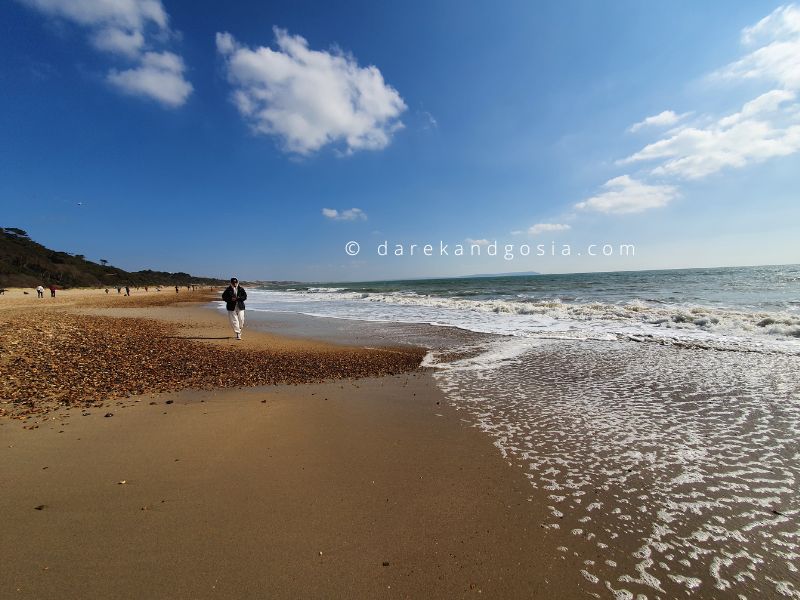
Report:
1,306,424,419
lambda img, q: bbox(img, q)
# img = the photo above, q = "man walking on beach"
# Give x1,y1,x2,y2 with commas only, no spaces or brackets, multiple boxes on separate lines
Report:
36,285,44,298
222,277,247,340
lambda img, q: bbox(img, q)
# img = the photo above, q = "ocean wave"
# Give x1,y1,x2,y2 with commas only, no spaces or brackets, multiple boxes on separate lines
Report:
305,287,349,293
247,289,800,354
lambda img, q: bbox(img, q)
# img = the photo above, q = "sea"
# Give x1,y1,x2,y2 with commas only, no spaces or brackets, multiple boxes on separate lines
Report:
240,265,800,599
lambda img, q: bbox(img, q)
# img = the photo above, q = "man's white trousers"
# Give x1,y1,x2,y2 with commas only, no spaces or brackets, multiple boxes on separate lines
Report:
228,308,245,334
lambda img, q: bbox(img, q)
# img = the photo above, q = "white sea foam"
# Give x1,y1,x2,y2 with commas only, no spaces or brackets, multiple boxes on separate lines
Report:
430,338,800,598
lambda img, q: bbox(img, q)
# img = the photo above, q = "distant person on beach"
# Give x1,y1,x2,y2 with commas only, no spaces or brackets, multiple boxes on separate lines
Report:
125,286,130,296
36,285,44,298
222,277,247,340
49,285,56,297
175,285,179,293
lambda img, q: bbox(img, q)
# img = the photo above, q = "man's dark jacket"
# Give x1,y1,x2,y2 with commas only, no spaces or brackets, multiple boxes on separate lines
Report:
222,285,247,311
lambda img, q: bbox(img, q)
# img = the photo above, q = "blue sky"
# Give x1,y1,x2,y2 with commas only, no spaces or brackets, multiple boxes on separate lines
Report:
2,1,799,281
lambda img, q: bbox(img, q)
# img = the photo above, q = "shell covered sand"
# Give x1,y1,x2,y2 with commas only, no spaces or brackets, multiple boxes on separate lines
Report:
0,310,425,419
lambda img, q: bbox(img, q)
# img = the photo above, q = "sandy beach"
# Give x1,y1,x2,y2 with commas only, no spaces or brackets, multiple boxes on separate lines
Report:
6,1,800,595
0,288,584,598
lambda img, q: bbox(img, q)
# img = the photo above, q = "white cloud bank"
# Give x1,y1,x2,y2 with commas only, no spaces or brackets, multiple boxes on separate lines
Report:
578,4,800,214
527,223,571,235
621,89,800,179
576,176,678,214
322,207,367,221
108,51,191,107
628,110,687,132
18,0,192,107
216,29,407,155
717,4,800,89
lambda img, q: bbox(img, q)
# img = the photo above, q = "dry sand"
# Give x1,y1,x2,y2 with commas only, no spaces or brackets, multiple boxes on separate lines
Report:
0,286,212,312
0,288,586,598
1,291,424,418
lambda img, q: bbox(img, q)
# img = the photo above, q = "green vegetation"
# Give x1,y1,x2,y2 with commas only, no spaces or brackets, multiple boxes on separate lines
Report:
0,227,224,288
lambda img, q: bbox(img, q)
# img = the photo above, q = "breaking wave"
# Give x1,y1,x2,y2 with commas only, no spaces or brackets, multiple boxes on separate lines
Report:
246,287,800,354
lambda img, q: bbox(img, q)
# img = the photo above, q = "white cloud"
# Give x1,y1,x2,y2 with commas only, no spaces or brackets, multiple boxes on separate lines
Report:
422,111,438,129
621,90,800,179
527,223,571,235
742,4,800,45
465,238,491,246
629,110,687,132
718,88,796,126
216,28,407,155
715,4,800,90
19,0,168,30
91,27,145,58
322,207,367,221
108,51,192,107
555,5,800,221
18,0,191,107
610,6,800,189
575,176,678,214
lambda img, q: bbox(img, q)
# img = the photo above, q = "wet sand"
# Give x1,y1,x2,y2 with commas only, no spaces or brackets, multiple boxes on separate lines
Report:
0,376,585,599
